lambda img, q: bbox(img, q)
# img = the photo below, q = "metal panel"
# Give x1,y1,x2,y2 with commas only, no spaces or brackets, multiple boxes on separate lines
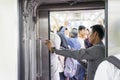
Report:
36,11,49,80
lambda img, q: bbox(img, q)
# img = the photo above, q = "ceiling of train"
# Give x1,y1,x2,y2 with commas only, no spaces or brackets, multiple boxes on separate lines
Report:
50,10,104,21
50,9,105,29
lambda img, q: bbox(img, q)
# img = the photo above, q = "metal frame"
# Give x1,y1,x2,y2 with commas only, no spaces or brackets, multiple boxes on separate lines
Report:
18,0,25,80
105,0,108,57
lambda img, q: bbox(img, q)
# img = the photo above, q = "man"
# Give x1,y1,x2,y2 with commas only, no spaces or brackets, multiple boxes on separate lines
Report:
94,54,120,80
57,26,69,80
45,24,105,80
78,25,86,48
50,26,64,80
65,28,82,80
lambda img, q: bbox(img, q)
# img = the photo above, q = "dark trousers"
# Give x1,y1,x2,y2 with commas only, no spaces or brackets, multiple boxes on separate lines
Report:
59,65,85,80
59,72,66,80
74,64,85,80
59,72,76,80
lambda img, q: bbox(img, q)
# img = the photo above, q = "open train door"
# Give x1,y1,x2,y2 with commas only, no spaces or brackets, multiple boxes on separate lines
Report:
18,0,107,80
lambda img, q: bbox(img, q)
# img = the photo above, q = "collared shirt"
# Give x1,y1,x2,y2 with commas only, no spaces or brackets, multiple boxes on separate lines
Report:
55,41,105,80
94,54,120,80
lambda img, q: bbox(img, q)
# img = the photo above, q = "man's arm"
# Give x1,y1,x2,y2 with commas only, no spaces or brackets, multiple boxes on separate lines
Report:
54,49,86,60
45,40,104,60
54,45,105,60
78,45,104,60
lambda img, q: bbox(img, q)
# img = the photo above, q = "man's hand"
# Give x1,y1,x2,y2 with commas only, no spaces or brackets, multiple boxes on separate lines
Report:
45,40,53,52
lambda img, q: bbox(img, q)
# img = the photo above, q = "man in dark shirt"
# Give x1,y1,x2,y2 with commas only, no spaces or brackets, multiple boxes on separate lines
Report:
45,24,105,80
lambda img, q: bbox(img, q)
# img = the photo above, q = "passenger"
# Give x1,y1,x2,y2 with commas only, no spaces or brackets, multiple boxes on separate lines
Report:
94,54,120,80
50,25,64,80
84,29,93,48
94,21,120,80
67,28,81,50
78,26,88,80
78,25,86,49
64,28,81,80
45,24,105,80
67,28,85,80
57,26,70,80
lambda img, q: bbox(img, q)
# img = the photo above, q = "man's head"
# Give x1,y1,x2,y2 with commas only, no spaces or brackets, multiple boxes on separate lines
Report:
70,28,78,38
89,24,105,45
78,25,86,37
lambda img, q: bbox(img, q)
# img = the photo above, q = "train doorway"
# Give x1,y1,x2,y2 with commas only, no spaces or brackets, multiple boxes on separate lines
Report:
18,0,107,80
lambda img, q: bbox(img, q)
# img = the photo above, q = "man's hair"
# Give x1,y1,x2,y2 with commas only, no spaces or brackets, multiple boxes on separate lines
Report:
86,28,89,32
78,25,86,32
90,24,105,40
58,26,68,32
58,26,64,32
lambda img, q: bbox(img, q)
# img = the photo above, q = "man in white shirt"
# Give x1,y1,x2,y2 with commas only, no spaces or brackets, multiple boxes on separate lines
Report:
78,25,86,48
94,54,120,80
50,32,64,80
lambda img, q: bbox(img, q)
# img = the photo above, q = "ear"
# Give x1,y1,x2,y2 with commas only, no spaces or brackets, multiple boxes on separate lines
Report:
94,31,98,37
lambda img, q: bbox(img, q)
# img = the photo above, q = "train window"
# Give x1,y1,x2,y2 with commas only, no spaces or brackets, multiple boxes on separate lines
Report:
49,9,105,80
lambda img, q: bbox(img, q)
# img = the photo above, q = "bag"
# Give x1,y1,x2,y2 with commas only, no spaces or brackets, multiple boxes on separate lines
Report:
64,57,78,77
106,56,120,69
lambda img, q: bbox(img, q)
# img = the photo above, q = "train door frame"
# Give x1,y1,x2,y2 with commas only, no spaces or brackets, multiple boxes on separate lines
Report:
18,0,108,80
